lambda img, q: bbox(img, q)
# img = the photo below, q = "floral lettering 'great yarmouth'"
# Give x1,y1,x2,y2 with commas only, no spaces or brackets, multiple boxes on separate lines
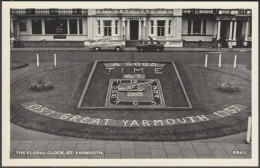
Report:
20,102,247,128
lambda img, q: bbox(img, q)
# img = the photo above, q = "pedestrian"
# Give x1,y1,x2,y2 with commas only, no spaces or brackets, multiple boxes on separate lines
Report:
217,38,222,51
149,36,153,42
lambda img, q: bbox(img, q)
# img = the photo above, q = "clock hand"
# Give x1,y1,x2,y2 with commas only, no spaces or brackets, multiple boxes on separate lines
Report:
128,80,155,88
118,80,154,92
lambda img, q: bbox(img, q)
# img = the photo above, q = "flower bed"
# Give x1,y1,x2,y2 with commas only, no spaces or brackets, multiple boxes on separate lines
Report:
30,78,54,92
217,81,240,93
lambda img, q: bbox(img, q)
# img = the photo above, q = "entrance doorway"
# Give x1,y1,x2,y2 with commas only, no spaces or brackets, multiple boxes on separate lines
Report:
236,21,243,38
130,20,139,40
220,20,229,39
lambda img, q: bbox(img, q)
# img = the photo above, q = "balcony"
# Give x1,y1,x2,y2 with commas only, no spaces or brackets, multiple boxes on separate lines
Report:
183,9,251,16
11,8,88,16
95,8,173,16
218,9,251,15
183,9,215,15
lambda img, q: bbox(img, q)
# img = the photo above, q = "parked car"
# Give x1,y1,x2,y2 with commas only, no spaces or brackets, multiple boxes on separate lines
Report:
137,40,164,51
89,39,125,52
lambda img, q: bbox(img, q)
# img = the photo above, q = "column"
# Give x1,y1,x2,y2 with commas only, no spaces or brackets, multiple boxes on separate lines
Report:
229,20,233,40
233,20,237,41
191,20,193,35
67,19,70,35
143,19,146,40
41,19,45,35
245,20,249,41
154,20,157,37
200,19,203,35
10,20,14,35
214,21,218,38
111,20,115,37
217,20,221,40
127,20,130,40
100,20,104,36
138,20,141,40
77,19,80,35
164,20,168,37
122,19,125,40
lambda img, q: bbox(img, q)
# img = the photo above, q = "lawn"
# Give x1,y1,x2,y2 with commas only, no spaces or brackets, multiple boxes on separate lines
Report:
10,61,251,141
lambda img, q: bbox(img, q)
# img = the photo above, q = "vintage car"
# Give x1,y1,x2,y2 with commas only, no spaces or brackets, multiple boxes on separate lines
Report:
89,39,125,52
137,40,164,51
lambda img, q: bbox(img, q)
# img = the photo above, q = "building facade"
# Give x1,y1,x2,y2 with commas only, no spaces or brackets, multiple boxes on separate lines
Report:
10,8,252,48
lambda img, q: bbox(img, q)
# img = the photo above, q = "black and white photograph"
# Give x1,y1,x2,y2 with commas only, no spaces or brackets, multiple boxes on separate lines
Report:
1,1,259,167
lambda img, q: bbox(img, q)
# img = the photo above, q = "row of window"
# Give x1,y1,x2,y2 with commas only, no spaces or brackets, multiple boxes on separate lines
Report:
18,19,252,37
96,20,172,36
20,19,202,36
20,18,208,36
20,19,83,34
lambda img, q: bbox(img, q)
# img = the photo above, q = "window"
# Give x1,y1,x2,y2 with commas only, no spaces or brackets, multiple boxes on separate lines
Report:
187,19,206,35
188,20,192,35
69,19,77,34
104,20,112,36
45,19,67,34
202,19,207,35
19,22,26,32
193,19,201,34
157,20,165,36
97,20,101,34
115,20,118,34
79,19,83,34
32,19,42,34
168,20,171,34
151,20,154,34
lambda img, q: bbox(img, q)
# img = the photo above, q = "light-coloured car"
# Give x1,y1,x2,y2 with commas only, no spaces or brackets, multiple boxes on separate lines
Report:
89,39,125,52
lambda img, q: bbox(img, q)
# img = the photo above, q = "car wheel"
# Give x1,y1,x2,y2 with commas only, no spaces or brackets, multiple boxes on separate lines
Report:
156,48,160,52
139,48,143,52
94,47,100,52
115,47,121,52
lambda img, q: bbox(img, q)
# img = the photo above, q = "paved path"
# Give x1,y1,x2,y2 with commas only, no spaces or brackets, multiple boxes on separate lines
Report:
10,124,251,159
11,47,251,52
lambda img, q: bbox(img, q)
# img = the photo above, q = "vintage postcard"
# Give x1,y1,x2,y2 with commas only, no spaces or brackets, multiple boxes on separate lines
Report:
2,1,259,167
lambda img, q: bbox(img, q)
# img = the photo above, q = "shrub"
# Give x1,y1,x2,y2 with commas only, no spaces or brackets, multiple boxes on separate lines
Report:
217,81,240,93
30,78,54,92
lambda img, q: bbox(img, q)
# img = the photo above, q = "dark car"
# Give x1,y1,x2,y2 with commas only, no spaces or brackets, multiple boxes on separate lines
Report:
137,40,164,52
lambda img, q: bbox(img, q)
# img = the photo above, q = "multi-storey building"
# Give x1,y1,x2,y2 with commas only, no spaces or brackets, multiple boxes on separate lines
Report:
10,8,252,48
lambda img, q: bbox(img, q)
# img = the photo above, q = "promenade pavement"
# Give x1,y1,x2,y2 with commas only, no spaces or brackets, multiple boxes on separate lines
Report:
10,124,251,159
11,47,251,52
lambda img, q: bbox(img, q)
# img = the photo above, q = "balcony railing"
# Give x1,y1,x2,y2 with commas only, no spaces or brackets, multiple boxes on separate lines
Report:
95,8,173,15
218,9,251,15
183,9,251,15
183,9,215,15
11,9,88,16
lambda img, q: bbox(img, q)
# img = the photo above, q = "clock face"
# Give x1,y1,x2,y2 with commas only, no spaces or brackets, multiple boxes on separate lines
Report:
105,79,165,107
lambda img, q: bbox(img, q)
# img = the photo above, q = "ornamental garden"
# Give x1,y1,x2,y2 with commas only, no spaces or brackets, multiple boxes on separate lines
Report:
11,56,251,141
